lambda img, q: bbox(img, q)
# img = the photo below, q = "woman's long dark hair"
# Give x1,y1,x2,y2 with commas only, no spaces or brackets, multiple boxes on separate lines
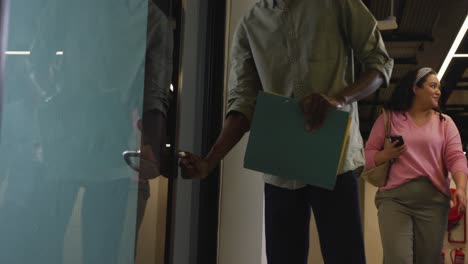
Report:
383,67,445,121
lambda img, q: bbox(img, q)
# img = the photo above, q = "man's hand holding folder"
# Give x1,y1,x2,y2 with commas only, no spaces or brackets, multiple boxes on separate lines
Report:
300,93,345,132
242,92,351,189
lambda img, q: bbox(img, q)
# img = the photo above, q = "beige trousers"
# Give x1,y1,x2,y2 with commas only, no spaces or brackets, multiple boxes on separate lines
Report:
375,177,450,264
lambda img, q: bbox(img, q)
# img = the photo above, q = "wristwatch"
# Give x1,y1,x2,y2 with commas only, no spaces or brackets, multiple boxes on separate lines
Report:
321,94,345,109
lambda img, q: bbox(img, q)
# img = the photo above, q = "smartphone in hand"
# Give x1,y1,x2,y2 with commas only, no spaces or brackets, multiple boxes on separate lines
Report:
389,135,404,147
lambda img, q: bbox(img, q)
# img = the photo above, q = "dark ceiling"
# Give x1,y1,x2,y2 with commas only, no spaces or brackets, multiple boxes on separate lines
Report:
360,0,468,151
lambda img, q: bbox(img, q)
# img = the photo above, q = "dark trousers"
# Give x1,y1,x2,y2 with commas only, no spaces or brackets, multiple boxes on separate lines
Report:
264,171,366,264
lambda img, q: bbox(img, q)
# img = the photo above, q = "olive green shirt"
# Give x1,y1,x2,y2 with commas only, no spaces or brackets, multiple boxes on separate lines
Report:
227,0,393,189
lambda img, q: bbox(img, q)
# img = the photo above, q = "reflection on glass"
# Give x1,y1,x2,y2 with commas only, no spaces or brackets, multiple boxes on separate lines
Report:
5,51,31,55
0,0,148,263
134,1,174,260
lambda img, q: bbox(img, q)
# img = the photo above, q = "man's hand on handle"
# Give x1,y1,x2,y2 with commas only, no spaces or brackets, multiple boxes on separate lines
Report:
178,152,213,179
177,112,250,180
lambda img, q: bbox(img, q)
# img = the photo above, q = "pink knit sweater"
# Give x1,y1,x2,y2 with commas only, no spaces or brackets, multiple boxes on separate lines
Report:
364,111,468,195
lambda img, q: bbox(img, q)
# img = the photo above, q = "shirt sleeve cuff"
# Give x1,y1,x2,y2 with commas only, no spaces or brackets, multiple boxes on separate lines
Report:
144,101,168,118
450,163,468,176
226,101,255,123
366,58,394,88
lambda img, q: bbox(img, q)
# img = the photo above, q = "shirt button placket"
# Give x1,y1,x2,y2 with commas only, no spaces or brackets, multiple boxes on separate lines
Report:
293,81,303,96
295,81,302,90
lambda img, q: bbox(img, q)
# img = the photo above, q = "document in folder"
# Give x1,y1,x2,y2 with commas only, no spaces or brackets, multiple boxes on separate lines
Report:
244,92,351,190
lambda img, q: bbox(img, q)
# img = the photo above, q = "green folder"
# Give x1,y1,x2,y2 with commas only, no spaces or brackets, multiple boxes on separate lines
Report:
244,92,351,190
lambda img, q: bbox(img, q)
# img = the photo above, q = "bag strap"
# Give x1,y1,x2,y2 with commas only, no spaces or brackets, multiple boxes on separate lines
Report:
381,109,393,166
381,108,392,138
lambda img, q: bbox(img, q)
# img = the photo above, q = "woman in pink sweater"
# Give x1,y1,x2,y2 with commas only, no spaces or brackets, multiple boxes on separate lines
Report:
364,67,468,264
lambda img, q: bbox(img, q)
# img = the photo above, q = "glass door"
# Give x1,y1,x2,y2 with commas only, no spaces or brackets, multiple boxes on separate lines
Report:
0,0,148,263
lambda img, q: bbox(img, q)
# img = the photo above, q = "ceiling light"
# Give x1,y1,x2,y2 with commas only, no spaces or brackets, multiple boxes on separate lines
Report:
438,15,468,80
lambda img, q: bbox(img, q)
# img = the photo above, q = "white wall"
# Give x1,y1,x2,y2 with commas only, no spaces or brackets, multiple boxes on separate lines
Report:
217,1,265,263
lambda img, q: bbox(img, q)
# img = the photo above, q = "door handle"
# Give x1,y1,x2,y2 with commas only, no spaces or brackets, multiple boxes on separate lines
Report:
122,150,141,172
122,149,160,179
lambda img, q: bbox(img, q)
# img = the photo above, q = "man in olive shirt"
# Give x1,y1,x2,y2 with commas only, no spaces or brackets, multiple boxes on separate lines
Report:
180,0,393,263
